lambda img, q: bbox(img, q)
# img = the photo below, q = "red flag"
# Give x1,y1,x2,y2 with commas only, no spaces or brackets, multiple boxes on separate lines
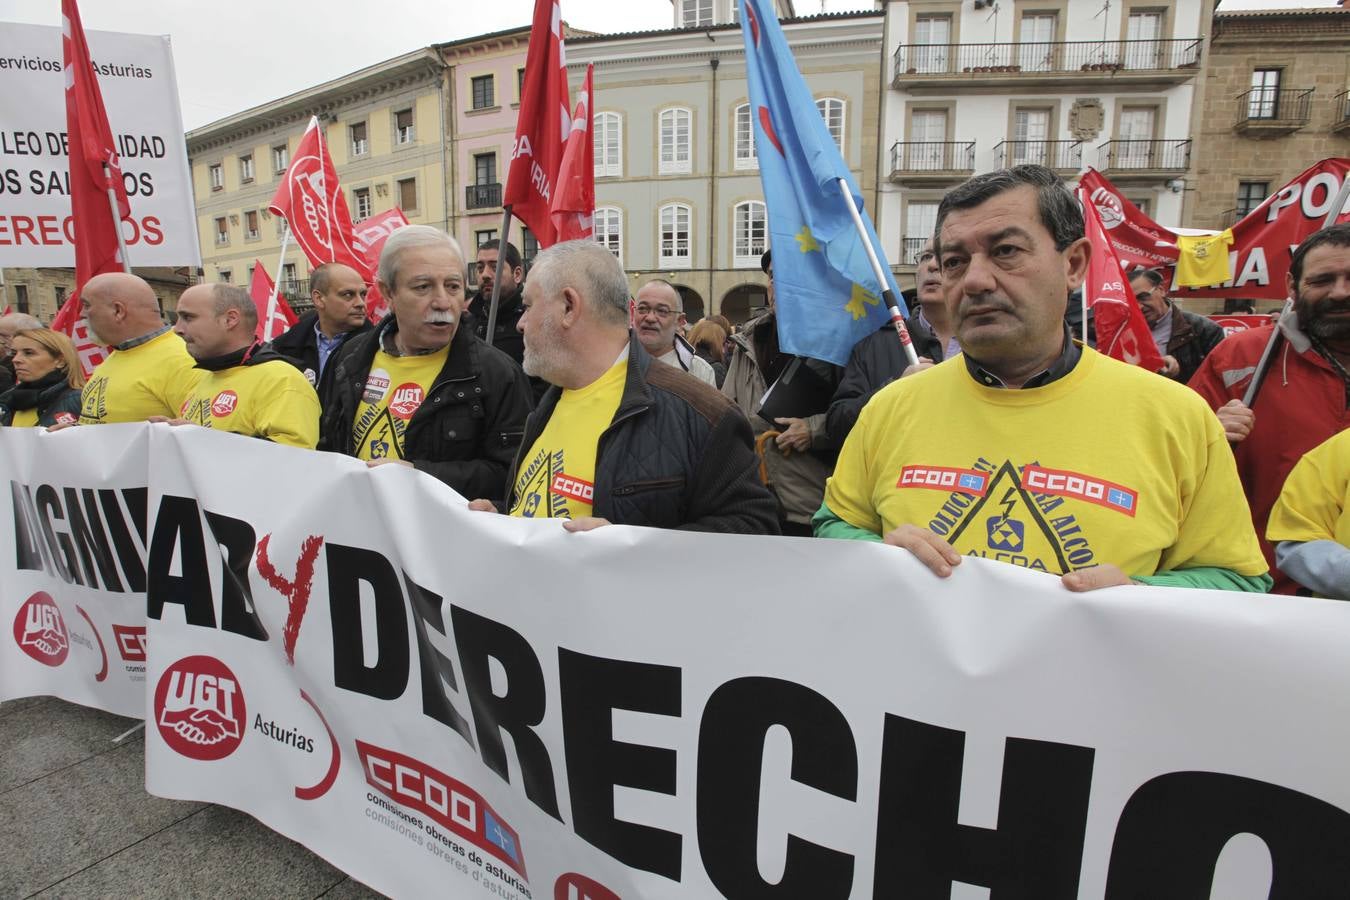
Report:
1,306,11,317
550,65,594,242
504,0,573,248
269,118,372,279
55,0,133,376
351,207,411,322
1080,189,1166,373
249,260,297,341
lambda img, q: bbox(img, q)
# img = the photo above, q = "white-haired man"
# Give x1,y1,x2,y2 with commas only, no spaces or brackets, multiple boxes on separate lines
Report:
469,240,777,533
319,225,533,499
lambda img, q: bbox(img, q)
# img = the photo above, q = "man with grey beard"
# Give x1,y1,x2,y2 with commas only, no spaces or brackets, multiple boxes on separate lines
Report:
467,239,777,533
319,225,533,499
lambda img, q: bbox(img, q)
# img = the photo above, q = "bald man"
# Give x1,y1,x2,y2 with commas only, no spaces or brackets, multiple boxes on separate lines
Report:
78,272,202,424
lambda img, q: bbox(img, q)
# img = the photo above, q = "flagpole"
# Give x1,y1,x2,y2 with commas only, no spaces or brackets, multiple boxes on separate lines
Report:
104,163,130,273
1239,175,1350,409
834,178,919,368
484,205,514,349
264,224,292,342
1076,188,1089,344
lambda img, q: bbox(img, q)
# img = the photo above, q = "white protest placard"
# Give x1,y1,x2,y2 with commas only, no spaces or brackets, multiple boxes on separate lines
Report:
0,22,200,267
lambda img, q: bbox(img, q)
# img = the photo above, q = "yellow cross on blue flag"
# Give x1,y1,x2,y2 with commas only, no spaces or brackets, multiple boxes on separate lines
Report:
739,0,905,366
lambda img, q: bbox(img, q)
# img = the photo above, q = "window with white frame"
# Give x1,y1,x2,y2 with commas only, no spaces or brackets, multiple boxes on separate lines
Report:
659,107,692,175
680,0,713,28
395,108,415,145
734,103,757,170
593,111,622,177
350,121,368,157
733,201,767,268
272,143,289,173
239,154,254,183
244,210,259,240
353,187,372,221
659,203,692,268
594,207,622,262
817,98,845,152
208,164,223,190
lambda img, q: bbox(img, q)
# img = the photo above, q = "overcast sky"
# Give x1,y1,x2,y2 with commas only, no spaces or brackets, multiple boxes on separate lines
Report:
5,0,1340,130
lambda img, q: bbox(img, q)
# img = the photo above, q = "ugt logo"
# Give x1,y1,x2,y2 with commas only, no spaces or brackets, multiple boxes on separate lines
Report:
12,591,69,667
154,656,247,761
211,390,239,418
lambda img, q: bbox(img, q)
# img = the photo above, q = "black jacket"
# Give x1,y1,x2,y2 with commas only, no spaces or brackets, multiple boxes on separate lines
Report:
320,317,534,500
272,311,372,394
465,287,526,367
1164,305,1226,385
0,372,82,427
826,314,945,445
506,336,779,534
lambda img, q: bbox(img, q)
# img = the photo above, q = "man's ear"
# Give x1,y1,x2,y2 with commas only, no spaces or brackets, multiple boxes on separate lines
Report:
512,265,524,283
560,286,581,325
224,308,242,330
1284,269,1296,299
1063,236,1091,293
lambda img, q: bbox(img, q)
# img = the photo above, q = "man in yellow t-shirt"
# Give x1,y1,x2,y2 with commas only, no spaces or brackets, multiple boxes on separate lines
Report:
1267,429,1350,599
466,240,777,534
163,284,319,448
817,165,1269,592
77,272,201,424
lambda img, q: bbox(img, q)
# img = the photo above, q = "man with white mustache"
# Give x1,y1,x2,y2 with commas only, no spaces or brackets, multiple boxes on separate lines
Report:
319,225,533,499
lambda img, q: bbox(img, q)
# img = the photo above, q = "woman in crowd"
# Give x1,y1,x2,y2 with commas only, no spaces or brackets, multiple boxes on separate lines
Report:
688,319,728,388
0,329,85,427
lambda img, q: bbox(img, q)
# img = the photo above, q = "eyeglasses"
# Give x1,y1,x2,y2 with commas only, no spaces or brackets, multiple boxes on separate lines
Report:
634,304,678,318
915,251,935,265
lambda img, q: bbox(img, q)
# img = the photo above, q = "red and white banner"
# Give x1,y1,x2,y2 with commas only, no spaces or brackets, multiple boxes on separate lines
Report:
6,424,1350,896
504,0,572,248
249,259,297,341
1079,159,1350,300
1080,188,1165,372
269,118,372,280
551,64,594,242
352,207,411,322
1209,313,1273,337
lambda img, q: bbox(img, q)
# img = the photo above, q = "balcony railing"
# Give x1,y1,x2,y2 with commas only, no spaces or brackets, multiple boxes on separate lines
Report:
993,140,1083,171
1334,90,1350,134
901,237,930,266
1234,88,1313,132
465,182,502,210
893,38,1201,80
890,141,975,175
1097,139,1190,173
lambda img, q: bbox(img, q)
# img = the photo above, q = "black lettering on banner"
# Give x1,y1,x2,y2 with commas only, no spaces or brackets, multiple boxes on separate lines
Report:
101,488,147,592
449,605,561,820
697,677,858,899
327,543,408,700
62,487,122,591
873,715,1094,898
559,649,681,880
404,572,475,748
1105,772,1350,898
146,495,215,626
11,481,45,572
204,511,267,642
34,484,77,583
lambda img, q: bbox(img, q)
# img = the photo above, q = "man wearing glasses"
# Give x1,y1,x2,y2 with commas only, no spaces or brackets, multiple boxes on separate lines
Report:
1128,266,1224,383
633,279,717,386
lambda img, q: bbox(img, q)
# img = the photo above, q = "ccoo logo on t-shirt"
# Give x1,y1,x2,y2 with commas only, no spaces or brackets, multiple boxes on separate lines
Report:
211,390,239,418
388,383,424,420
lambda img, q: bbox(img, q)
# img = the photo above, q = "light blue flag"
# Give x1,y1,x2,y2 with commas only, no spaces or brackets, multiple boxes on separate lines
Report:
738,0,905,366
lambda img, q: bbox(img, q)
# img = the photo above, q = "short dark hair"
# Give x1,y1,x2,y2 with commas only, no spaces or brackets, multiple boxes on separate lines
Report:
760,249,772,273
478,239,522,271
1290,223,1350,284
1129,267,1165,288
934,164,1084,258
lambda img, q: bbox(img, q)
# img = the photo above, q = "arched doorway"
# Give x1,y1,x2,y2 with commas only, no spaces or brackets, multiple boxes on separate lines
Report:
719,283,768,326
673,285,704,322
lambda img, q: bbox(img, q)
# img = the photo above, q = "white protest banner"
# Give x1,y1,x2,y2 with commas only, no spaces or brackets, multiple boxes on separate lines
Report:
0,425,149,718
110,424,1350,899
0,23,200,267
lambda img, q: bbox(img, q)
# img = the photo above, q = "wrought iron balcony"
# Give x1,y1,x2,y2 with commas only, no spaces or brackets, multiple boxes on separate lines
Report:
889,141,975,185
900,236,930,266
1234,88,1313,136
465,182,502,210
993,140,1083,172
1097,139,1190,179
1334,90,1350,135
893,38,1201,90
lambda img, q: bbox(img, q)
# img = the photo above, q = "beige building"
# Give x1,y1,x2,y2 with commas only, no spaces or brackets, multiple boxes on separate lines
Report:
569,3,889,324
1,266,189,324
1189,5,1350,231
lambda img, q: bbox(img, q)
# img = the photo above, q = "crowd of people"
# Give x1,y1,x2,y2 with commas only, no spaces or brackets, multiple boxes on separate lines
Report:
1,164,1346,598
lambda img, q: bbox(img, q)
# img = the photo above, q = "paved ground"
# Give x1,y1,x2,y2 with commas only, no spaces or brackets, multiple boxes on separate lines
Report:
0,696,385,899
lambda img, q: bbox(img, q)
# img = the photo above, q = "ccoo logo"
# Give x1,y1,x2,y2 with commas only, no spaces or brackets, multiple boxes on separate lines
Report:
1091,186,1125,230
211,390,239,418
13,591,69,667
388,383,424,419
154,656,247,761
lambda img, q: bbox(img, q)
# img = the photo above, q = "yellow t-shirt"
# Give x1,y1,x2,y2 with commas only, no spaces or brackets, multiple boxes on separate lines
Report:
510,360,626,520
1175,229,1235,288
179,359,320,449
351,347,448,461
1267,428,1350,550
823,348,1267,578
80,329,202,424
10,409,39,428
